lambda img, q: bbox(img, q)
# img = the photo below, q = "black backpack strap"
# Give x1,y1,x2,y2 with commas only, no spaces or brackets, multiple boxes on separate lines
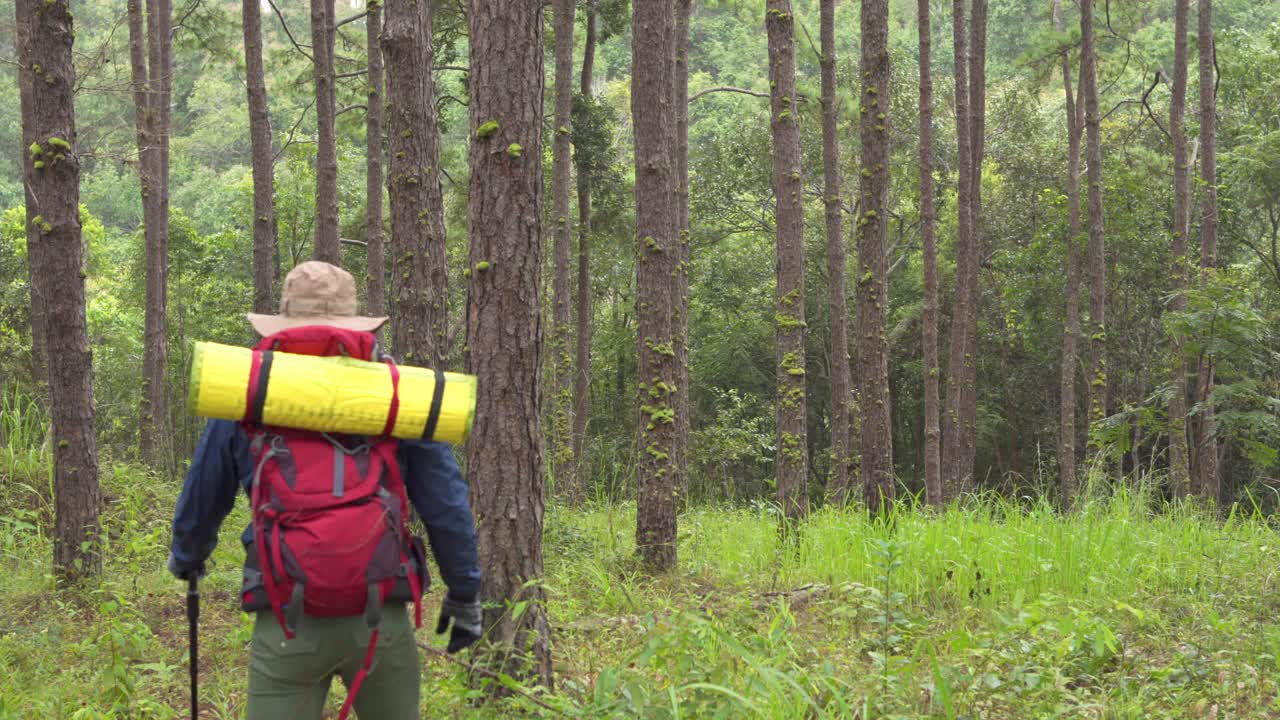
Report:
422,368,446,442
245,350,275,426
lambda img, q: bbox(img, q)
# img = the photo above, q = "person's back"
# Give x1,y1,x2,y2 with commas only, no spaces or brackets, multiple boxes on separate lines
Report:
168,262,483,720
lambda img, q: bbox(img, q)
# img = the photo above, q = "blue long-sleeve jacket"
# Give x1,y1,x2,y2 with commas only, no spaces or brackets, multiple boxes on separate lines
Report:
170,419,481,601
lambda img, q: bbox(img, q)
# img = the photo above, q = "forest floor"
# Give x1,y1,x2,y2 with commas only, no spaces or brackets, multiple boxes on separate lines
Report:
1,459,1279,719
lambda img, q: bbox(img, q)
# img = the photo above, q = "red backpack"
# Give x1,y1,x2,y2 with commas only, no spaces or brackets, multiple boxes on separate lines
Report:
241,326,425,718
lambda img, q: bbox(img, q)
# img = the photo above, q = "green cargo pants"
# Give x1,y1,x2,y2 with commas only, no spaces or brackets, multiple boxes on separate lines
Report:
246,603,420,720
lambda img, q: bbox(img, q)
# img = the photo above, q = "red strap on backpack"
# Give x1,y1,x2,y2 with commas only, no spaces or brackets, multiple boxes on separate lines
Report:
337,578,395,720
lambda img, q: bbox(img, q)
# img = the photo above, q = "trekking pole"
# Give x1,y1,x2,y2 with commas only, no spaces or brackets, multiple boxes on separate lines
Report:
187,577,199,720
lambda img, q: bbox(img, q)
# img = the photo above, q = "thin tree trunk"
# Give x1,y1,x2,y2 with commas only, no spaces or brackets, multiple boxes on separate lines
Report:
1056,0,1083,505
1168,0,1193,497
942,0,973,499
1194,0,1219,501
550,0,576,495
18,0,102,584
631,0,679,571
957,0,987,486
130,0,171,471
822,0,854,506
466,0,553,686
673,0,692,507
245,0,276,315
365,2,385,318
1081,0,1108,464
384,0,448,368
311,0,341,264
857,0,894,511
572,0,598,500
15,0,45,388
918,0,941,507
767,0,809,523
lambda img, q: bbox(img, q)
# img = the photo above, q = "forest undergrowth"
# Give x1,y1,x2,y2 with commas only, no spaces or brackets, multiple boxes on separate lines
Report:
1,397,1279,719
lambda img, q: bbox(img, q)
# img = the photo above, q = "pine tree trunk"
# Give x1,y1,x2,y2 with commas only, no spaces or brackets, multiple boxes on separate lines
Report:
766,0,809,523
384,0,448,368
1194,0,1219,502
365,2,385,319
550,0,576,496
942,0,972,499
311,0,341,264
631,0,679,571
466,0,553,686
129,0,171,471
1081,0,1108,466
857,0,894,511
18,0,102,584
1056,0,1084,506
1167,0,1193,497
673,0,692,506
918,0,941,507
957,0,987,486
245,0,276,315
15,0,46,389
571,0,598,501
821,0,853,507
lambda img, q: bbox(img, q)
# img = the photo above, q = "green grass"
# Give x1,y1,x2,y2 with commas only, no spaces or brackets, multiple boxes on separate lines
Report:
1,432,1278,718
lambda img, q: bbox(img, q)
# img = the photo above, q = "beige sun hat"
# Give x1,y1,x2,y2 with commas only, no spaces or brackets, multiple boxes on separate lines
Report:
246,260,387,336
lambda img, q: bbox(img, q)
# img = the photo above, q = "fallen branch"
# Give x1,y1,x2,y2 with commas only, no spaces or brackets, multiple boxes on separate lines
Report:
416,642,562,714
752,583,831,611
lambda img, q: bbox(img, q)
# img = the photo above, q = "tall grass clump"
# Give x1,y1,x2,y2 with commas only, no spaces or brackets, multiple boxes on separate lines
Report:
0,386,49,488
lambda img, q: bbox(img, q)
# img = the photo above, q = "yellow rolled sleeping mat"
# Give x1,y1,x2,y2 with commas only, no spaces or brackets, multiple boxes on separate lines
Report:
189,341,476,443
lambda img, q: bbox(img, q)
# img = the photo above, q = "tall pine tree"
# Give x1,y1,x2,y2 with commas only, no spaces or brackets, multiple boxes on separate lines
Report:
466,0,554,684
858,0,894,510
766,0,808,522
18,0,102,584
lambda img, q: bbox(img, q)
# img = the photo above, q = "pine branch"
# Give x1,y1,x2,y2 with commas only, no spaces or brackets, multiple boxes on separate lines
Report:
687,86,769,104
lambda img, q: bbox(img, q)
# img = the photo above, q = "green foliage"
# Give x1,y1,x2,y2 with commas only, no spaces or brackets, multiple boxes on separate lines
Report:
7,468,1278,716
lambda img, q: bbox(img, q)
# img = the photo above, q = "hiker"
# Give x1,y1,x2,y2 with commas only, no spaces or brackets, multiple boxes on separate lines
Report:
167,261,482,720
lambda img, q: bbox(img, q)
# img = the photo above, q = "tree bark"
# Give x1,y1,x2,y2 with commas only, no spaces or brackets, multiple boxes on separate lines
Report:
857,0,894,511
1056,0,1084,506
466,0,553,686
572,0,598,501
245,0,276,315
129,0,172,471
1081,0,1108,463
957,0,987,486
631,0,679,571
942,0,973,499
384,0,448,368
766,0,809,523
364,1,385,318
15,0,46,388
18,0,102,584
673,0,692,508
311,0,341,264
1167,0,1193,497
550,0,576,495
919,0,941,507
821,0,853,507
1194,0,1219,501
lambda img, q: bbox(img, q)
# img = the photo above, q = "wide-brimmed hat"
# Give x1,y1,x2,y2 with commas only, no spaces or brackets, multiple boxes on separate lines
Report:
246,261,387,336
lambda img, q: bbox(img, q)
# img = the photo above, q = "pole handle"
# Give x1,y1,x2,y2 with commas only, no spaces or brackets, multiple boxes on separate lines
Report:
187,578,199,720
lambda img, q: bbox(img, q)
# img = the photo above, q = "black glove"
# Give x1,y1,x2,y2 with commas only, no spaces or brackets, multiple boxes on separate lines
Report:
435,595,482,654
167,552,205,582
